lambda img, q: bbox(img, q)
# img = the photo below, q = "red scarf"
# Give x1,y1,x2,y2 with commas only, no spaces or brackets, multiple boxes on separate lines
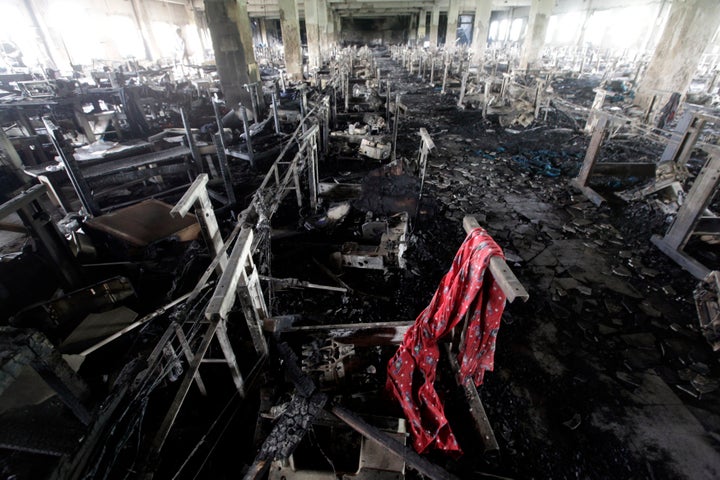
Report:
386,228,506,454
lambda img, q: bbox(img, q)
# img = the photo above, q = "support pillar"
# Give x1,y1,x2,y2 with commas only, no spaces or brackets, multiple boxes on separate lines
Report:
305,0,321,69
417,10,427,43
318,0,330,55
471,0,492,66
446,0,459,49
185,1,208,60
518,0,554,70
130,0,162,61
259,18,269,45
205,0,254,112
429,7,440,47
635,0,720,111
334,13,342,43
22,0,71,72
641,1,672,54
327,8,336,46
228,0,261,85
574,2,593,49
279,0,303,80
408,14,418,45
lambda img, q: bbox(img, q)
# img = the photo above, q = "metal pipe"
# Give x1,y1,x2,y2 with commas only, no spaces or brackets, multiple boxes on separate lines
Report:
240,106,255,165
271,91,280,134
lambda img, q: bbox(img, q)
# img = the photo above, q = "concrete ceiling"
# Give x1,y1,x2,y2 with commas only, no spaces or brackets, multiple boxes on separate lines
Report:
185,0,662,20
242,0,533,18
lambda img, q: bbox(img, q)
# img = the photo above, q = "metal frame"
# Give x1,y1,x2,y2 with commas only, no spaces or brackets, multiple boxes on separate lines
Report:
144,103,328,465
147,177,257,459
652,151,720,279
584,88,607,133
1,328,91,425
457,71,469,107
417,128,436,200
42,112,201,216
640,109,720,198
171,174,228,273
571,114,656,206
0,183,83,288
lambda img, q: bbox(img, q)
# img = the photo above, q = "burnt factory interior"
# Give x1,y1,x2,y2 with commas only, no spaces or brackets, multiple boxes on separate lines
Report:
2,0,720,478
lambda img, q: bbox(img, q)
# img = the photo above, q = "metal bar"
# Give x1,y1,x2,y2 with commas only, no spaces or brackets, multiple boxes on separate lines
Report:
245,83,260,124
419,127,436,150
462,215,529,303
386,79,391,125
211,99,224,134
16,196,84,288
215,318,245,396
181,108,204,175
391,94,403,162
271,91,281,134
42,117,101,217
258,275,347,292
174,323,208,395
308,134,319,212
205,227,255,320
213,133,237,206
457,71,468,107
149,315,221,457
443,343,499,453
418,128,435,200
171,174,228,273
651,152,720,279
266,318,413,333
332,405,461,480
344,71,350,113
79,290,198,356
0,183,46,218
441,62,449,94
571,114,609,206
171,174,210,218
240,106,255,165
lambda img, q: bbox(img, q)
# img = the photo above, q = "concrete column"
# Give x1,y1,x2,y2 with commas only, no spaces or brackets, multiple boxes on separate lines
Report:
130,0,162,61
22,0,72,71
227,0,261,84
408,14,418,45
636,0,720,110
205,0,254,111
185,2,209,60
641,1,672,54
471,0,492,65
335,13,342,43
518,0,554,70
574,2,593,49
417,10,427,43
446,0,459,48
259,18,269,45
429,7,440,46
318,0,330,54
327,8,336,46
305,0,321,69
279,0,303,80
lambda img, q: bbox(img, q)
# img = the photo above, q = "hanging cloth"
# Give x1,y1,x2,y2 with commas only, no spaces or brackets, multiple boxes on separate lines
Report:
386,227,507,454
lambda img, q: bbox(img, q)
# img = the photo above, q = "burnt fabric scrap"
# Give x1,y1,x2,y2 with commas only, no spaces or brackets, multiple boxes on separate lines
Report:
386,228,507,454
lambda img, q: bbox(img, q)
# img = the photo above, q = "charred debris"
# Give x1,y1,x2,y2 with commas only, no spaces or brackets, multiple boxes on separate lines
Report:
2,26,720,480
